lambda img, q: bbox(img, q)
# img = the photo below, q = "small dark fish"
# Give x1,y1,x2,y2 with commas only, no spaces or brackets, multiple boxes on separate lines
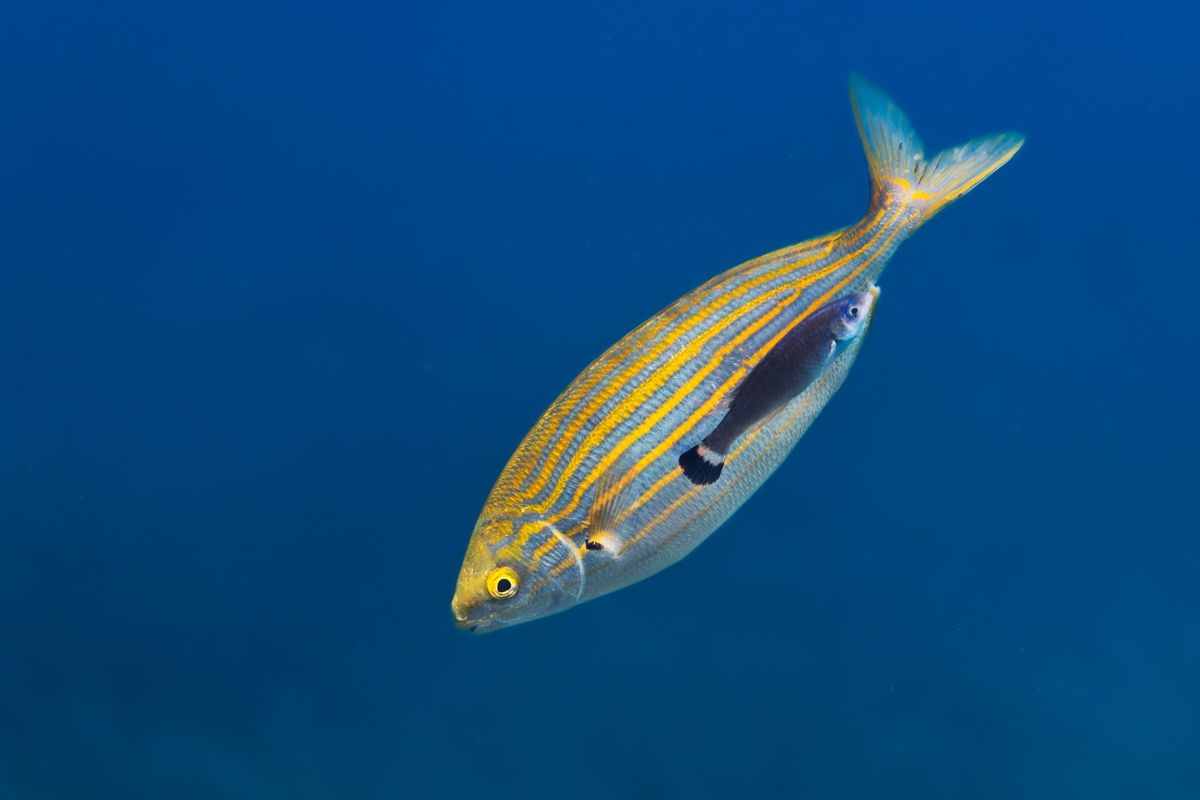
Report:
678,287,879,485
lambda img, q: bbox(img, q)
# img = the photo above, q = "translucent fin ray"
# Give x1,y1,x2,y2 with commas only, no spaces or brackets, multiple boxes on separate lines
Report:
849,73,1024,222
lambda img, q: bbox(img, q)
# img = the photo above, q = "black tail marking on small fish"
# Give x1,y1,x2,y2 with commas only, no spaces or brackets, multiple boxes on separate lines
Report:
677,289,877,487
679,445,724,485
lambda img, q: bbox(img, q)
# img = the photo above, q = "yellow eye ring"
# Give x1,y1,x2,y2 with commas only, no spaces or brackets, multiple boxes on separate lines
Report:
487,567,519,599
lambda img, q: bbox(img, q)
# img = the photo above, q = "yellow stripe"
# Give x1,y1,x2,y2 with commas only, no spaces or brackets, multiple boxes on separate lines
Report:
544,371,812,583
529,533,558,564
614,467,678,525
559,363,830,586
626,389,807,548
529,202,905,534
524,222,898,566
502,235,841,495
503,230,847,502
547,542,589,579
506,236,835,499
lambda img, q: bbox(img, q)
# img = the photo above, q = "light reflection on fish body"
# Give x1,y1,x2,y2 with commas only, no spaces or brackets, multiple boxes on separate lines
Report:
452,75,1023,632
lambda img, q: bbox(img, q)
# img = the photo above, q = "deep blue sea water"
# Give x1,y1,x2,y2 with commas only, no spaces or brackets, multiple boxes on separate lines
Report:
2,1,1198,797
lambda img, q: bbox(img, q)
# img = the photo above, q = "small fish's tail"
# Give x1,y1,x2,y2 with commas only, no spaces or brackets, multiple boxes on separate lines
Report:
679,444,724,486
850,73,1024,226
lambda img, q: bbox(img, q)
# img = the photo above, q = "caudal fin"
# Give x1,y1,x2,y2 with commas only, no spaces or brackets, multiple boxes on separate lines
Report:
679,444,724,486
850,73,1024,224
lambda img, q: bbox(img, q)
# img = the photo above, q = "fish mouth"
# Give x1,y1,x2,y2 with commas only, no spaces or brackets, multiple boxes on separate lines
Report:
452,607,479,633
454,615,500,634
451,601,499,634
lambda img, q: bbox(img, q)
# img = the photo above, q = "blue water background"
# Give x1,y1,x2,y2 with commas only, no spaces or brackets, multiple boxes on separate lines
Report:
3,1,1198,797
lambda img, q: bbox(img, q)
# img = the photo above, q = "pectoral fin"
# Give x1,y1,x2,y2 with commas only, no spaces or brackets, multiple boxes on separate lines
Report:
583,456,638,558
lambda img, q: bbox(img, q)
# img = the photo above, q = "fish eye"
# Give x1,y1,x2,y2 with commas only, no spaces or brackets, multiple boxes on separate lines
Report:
847,305,860,318
487,567,519,599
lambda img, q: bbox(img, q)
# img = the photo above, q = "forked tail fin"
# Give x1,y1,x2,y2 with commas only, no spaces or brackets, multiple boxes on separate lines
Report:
850,73,1024,225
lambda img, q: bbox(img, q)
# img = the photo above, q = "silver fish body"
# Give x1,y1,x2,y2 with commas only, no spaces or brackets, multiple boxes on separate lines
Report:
451,75,1023,632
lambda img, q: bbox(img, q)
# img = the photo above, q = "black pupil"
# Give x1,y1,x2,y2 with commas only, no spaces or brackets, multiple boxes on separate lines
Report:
496,578,512,594
848,306,859,317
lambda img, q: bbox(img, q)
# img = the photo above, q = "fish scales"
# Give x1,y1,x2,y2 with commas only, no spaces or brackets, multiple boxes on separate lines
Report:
498,209,897,522
495,232,843,508
452,74,1023,632
513,205,903,526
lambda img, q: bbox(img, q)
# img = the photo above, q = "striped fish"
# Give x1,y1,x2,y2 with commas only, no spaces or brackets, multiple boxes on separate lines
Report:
677,288,878,486
452,74,1023,633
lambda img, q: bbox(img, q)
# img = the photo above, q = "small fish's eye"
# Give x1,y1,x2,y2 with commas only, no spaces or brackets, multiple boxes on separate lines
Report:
847,305,859,318
487,567,519,599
